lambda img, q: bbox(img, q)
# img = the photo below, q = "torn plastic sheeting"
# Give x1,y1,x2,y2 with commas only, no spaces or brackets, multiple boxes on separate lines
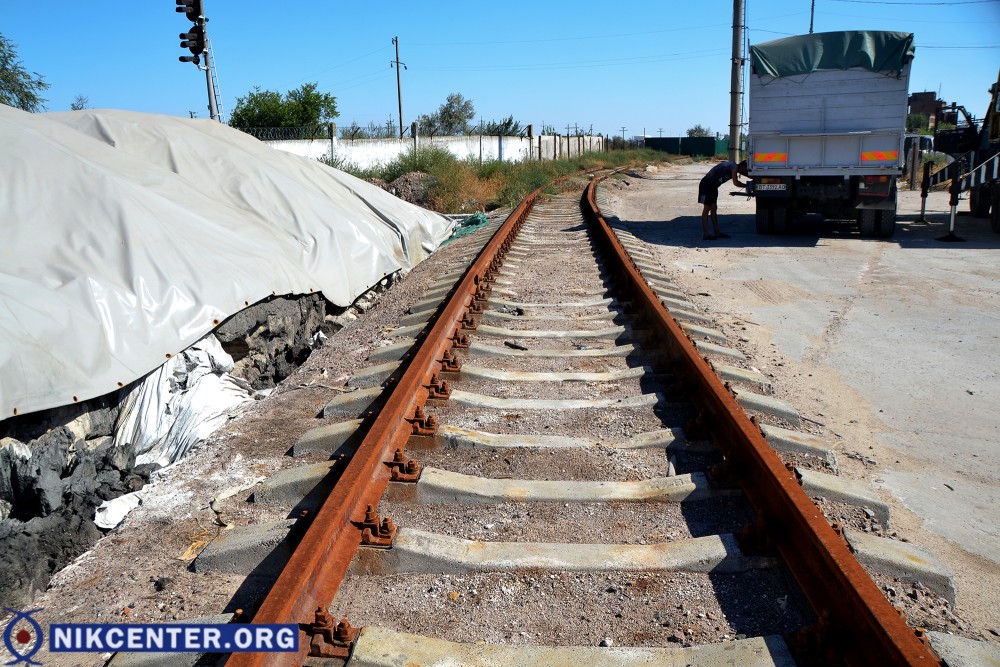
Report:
113,335,255,468
0,107,455,419
94,490,143,530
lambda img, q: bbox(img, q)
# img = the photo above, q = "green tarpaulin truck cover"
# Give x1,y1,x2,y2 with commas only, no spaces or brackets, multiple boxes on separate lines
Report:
750,30,915,78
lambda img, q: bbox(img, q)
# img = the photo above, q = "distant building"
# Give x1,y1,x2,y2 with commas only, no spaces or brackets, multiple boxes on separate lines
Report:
908,91,938,117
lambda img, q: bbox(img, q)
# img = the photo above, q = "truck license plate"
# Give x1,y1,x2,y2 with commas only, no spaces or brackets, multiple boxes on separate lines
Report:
755,184,786,191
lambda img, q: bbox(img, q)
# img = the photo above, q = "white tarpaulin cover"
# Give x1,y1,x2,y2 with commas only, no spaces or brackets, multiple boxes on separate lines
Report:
0,106,454,419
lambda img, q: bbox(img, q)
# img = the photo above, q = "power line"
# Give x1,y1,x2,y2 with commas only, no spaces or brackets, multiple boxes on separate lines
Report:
829,0,997,4
416,49,728,73
919,43,1000,48
822,9,1000,21
410,23,728,46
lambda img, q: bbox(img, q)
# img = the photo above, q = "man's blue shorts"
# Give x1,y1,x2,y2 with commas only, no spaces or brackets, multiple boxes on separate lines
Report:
698,179,719,206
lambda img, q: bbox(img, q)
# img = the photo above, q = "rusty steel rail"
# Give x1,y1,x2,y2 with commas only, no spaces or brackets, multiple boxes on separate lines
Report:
581,178,940,666
225,192,537,667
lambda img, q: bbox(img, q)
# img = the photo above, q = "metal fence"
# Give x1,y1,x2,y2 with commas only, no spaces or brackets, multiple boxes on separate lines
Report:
645,137,728,157
239,125,335,141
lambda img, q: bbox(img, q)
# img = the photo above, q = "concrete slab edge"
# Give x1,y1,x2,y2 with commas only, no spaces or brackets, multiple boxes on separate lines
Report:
350,626,797,667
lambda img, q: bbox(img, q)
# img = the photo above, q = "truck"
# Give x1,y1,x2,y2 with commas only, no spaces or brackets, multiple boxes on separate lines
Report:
747,31,915,237
931,67,1000,231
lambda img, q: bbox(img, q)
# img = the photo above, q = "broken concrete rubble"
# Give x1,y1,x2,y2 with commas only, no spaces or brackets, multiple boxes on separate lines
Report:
0,279,395,609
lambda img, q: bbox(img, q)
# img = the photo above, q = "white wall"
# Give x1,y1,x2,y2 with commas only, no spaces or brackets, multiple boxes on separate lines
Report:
265,134,605,170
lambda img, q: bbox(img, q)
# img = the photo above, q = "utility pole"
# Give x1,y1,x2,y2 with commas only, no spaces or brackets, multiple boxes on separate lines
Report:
203,46,219,121
620,126,627,146
391,37,406,139
809,0,815,33
729,0,744,162
658,128,663,137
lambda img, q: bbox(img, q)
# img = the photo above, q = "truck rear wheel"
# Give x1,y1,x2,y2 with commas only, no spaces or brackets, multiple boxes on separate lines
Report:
970,185,992,218
877,209,896,238
857,209,895,238
755,202,773,234
858,209,877,237
755,202,788,234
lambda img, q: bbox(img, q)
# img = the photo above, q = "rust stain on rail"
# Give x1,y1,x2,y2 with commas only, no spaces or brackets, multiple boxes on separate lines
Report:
581,177,939,667
226,192,537,667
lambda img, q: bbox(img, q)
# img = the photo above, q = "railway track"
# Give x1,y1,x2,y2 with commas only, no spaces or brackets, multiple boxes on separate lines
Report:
198,171,941,666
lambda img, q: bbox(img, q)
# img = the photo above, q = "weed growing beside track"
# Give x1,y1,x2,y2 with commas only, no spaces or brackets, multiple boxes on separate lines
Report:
323,147,672,213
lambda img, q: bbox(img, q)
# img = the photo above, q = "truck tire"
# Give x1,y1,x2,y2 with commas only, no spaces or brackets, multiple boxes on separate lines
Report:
970,185,992,218
876,209,896,238
858,209,877,237
772,205,789,234
755,202,789,235
755,201,774,234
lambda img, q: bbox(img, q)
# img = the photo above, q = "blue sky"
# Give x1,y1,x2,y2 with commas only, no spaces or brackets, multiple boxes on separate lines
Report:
4,1,999,138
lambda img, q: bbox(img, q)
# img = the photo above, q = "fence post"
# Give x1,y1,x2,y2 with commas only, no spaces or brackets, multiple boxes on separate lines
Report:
412,122,418,152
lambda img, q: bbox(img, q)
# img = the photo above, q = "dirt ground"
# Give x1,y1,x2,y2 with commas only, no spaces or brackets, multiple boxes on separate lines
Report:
600,161,1000,641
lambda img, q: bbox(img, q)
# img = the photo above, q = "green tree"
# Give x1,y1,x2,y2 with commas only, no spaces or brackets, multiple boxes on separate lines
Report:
686,124,712,137
229,83,338,129
417,93,476,136
484,115,523,136
439,93,474,134
0,33,48,112
416,111,441,136
906,112,929,133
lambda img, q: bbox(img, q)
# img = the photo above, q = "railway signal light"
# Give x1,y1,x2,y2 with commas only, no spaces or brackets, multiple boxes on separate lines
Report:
175,0,203,22
179,24,205,56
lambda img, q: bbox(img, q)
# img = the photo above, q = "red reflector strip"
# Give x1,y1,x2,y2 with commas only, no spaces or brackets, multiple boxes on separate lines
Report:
861,151,898,161
754,152,787,162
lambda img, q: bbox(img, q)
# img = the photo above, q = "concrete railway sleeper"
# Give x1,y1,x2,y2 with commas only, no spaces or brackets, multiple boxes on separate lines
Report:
193,173,961,667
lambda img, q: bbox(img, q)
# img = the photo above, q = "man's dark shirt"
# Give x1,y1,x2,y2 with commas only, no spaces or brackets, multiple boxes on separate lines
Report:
702,161,738,188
